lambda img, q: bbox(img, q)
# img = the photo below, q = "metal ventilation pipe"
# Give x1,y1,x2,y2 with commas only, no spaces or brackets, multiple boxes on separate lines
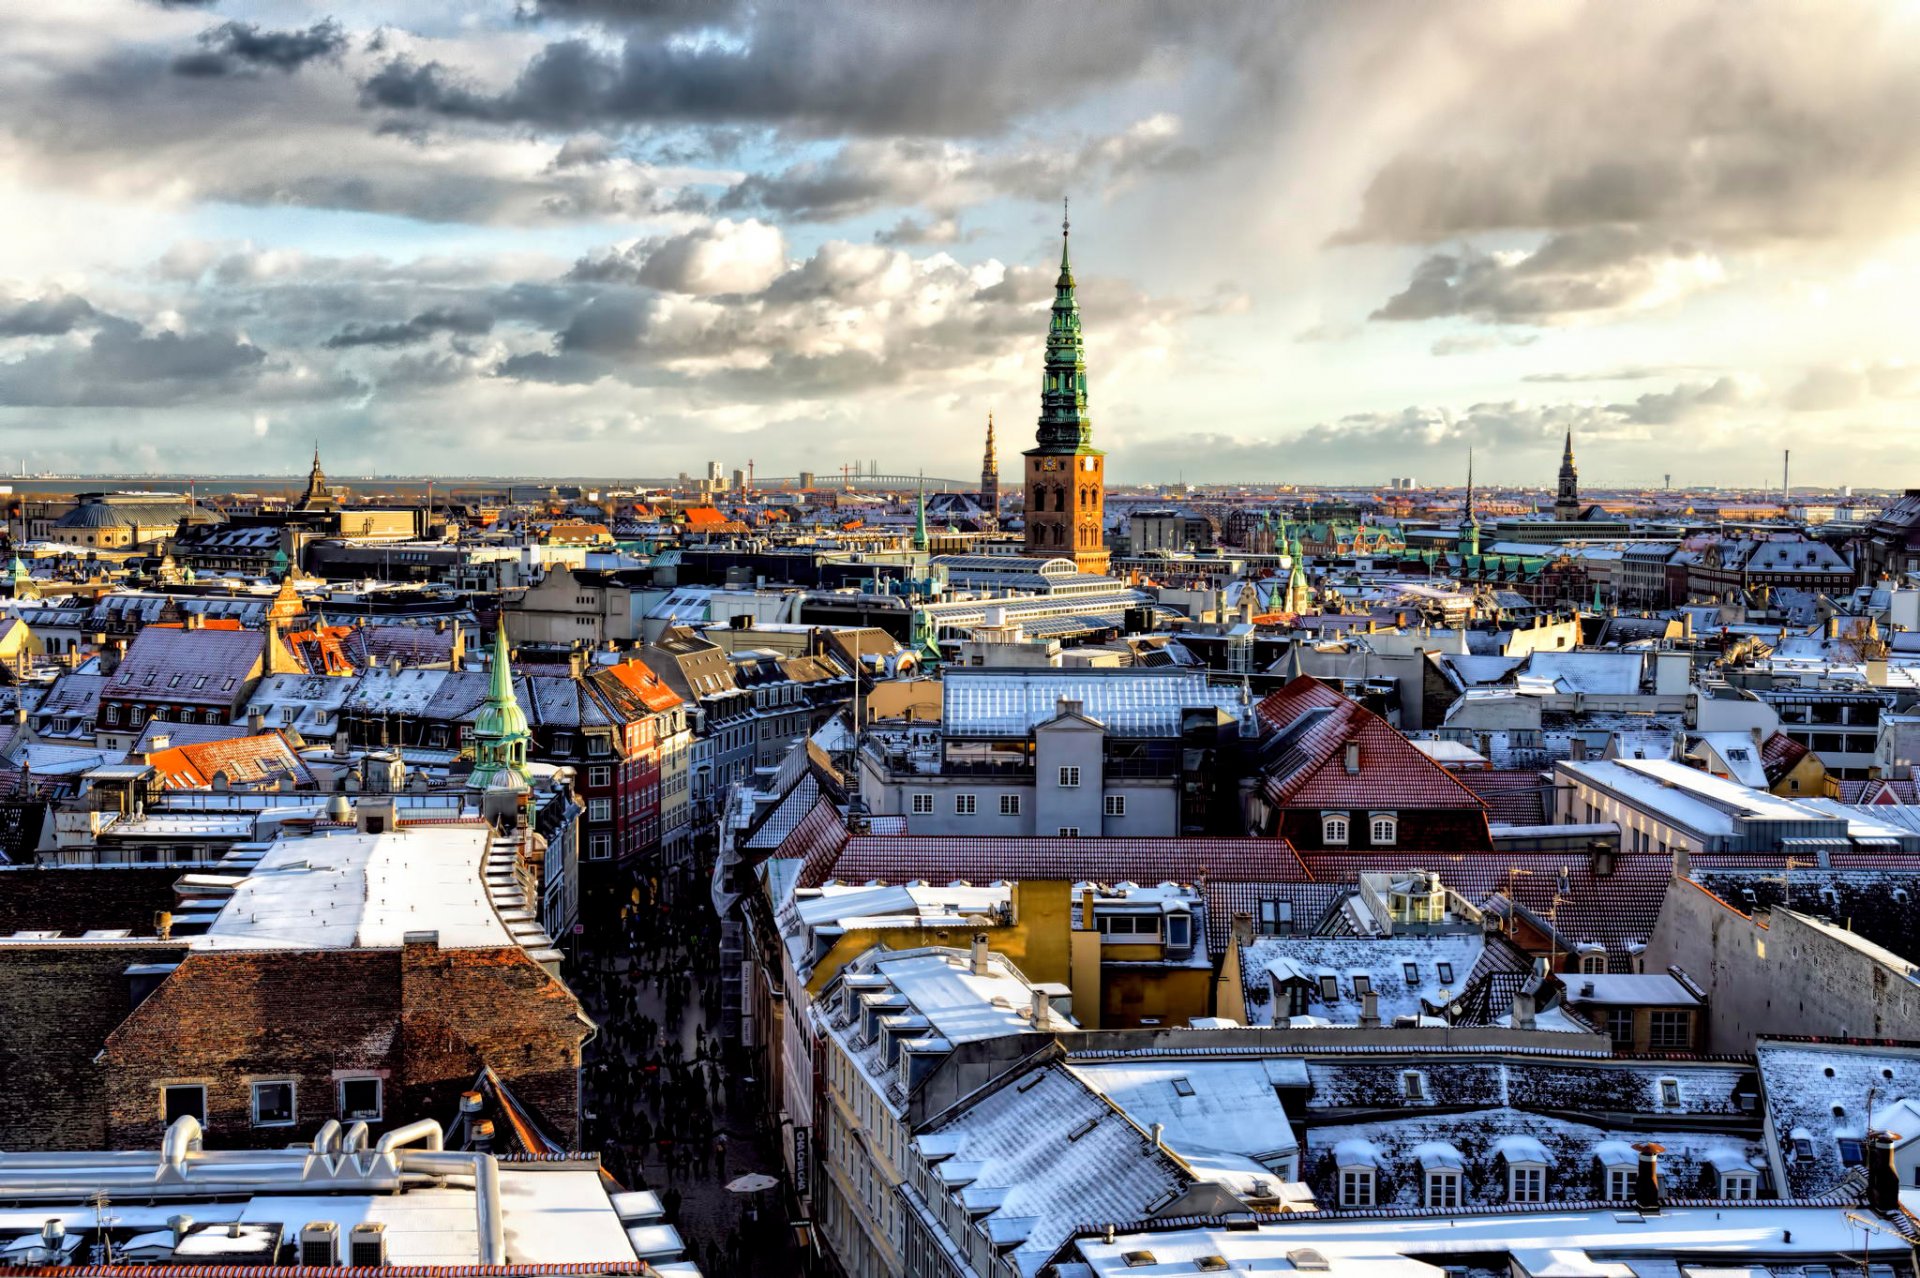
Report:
373,1119,445,1154
161,1115,203,1177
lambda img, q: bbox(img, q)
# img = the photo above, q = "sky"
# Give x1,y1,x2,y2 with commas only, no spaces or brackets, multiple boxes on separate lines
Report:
3,1,1920,487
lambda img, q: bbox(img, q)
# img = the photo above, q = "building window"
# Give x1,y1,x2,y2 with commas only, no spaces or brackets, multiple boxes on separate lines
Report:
1435,962,1454,985
104,704,119,726
1403,962,1420,984
1606,1008,1635,1050
338,1077,383,1122
911,793,934,815
1369,814,1397,845
251,1080,295,1127
1339,1169,1374,1207
1259,900,1292,935
588,765,612,787
1658,1077,1681,1107
1165,913,1191,949
1605,1167,1633,1200
162,1084,205,1124
1058,766,1081,788
954,794,976,815
588,736,612,756
587,834,613,861
1352,974,1372,998
130,707,145,726
1510,1166,1546,1202
1322,814,1349,845
1648,1010,1691,1050
588,798,612,823
553,733,574,754
1104,795,1126,817
1720,1172,1756,1200
1401,1071,1426,1101
1058,826,1079,837
1580,951,1607,974
1426,1170,1461,1209
999,794,1021,815
1319,974,1339,1003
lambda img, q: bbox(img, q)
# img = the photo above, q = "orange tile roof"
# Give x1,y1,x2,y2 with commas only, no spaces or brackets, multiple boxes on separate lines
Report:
146,731,314,790
682,506,728,528
600,658,683,713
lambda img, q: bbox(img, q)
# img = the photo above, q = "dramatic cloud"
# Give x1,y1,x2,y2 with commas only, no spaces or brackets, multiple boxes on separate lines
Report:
324,305,495,348
0,292,102,337
1372,228,1724,325
172,20,346,77
1606,375,1762,425
359,3,1199,136
0,318,269,407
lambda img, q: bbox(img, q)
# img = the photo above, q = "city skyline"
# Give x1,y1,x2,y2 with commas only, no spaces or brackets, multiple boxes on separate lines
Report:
4,2,1920,484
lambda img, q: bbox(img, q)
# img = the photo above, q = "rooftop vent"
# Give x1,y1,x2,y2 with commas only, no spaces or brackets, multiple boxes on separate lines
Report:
1290,1249,1331,1271
349,1223,387,1269
299,1221,339,1268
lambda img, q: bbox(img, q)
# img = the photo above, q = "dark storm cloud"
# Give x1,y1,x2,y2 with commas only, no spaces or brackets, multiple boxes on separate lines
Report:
514,0,745,29
1371,227,1717,325
324,305,495,348
0,293,103,338
172,21,348,77
0,319,268,407
361,3,1196,136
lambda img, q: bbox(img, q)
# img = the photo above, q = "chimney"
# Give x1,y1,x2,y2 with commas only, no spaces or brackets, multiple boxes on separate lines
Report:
1344,741,1361,774
154,910,173,941
248,707,266,734
1510,988,1537,1031
1866,1130,1900,1214
1633,1142,1664,1213
1360,990,1380,1028
1081,887,1096,932
1570,736,1588,762
1030,987,1052,1027
459,1090,484,1116
1231,911,1254,946
1150,1122,1165,1151
471,1118,495,1153
148,732,171,753
169,1215,194,1247
970,932,990,977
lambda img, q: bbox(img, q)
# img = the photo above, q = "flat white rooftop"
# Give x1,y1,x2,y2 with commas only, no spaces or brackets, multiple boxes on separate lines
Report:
200,823,513,950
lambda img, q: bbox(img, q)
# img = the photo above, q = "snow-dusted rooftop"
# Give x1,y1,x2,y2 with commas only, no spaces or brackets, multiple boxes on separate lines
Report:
942,668,1246,738
199,823,515,950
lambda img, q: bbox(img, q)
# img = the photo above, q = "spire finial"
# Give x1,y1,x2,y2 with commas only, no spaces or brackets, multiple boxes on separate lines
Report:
1062,196,1070,239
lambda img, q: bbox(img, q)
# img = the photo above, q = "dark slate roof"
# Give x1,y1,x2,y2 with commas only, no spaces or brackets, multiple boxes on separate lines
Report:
1756,1040,1920,1198
1457,770,1552,825
103,628,264,706
1690,868,1920,962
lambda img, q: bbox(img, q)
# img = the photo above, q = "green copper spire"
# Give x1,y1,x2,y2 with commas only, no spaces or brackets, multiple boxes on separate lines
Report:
1034,198,1101,456
1281,530,1312,615
467,619,530,791
1464,448,1481,559
912,474,929,552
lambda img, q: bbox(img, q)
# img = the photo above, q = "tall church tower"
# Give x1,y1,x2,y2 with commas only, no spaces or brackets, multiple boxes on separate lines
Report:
1023,203,1109,575
979,413,1000,529
1554,431,1580,522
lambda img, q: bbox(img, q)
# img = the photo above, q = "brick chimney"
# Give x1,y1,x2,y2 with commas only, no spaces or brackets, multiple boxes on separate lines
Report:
1633,1142,1664,1213
970,932,990,977
1359,990,1380,1028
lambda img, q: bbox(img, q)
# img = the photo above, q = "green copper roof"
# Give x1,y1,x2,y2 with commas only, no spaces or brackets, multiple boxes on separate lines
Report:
1030,208,1102,457
468,619,530,791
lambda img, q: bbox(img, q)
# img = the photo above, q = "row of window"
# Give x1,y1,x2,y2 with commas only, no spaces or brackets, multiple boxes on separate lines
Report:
1336,1162,1752,1208
912,791,1127,818
1604,1007,1694,1051
102,704,226,728
1321,813,1396,846
162,1076,382,1128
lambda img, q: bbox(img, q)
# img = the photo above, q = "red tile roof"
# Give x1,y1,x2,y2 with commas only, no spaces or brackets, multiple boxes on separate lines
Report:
146,731,315,790
1760,731,1809,786
1300,848,1675,955
598,658,683,714
807,834,1313,889
1254,677,1488,810
1458,770,1553,825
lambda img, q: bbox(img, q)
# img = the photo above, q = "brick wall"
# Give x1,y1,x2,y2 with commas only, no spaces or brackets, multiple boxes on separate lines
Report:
0,942,188,1149
0,866,181,933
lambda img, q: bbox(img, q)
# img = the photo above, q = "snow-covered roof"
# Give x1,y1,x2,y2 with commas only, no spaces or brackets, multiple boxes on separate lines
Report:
1069,1058,1300,1167
198,823,518,950
1563,973,1699,1007
942,668,1246,738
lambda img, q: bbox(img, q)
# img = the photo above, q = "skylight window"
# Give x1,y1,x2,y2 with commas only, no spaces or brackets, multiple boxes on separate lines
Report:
1170,1076,1194,1098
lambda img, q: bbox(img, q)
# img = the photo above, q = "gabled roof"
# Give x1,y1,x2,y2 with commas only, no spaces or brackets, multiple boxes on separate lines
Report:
146,731,315,790
1458,770,1551,825
1254,677,1486,810
102,627,265,705
1761,731,1810,785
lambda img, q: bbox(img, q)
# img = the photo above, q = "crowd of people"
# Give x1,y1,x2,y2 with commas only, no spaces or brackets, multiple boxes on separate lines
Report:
569,860,799,1275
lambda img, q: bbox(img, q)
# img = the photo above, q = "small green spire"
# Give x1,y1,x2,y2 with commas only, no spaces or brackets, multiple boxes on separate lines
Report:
468,619,530,791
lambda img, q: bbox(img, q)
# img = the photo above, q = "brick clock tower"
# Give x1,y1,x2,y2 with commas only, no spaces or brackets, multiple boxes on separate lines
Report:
1023,203,1110,576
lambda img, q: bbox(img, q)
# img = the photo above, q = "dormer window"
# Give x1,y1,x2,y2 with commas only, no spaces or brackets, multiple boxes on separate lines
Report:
1719,1170,1756,1200
1509,1165,1546,1203
1369,814,1397,846
1322,814,1349,845
1604,1167,1633,1200
1425,1169,1460,1208
1339,1168,1374,1207
1580,951,1607,974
